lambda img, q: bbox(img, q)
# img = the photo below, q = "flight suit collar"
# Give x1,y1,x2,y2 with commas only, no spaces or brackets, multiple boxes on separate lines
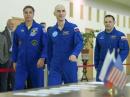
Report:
104,27,116,35
54,19,69,31
23,20,37,29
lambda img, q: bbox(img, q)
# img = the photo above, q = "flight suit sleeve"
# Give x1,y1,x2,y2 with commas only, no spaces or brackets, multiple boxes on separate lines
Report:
47,31,53,70
119,36,129,62
94,36,100,69
72,26,83,57
12,30,19,62
41,30,47,59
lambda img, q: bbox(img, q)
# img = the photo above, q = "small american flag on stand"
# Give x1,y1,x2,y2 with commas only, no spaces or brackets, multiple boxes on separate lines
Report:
107,55,128,90
99,50,128,90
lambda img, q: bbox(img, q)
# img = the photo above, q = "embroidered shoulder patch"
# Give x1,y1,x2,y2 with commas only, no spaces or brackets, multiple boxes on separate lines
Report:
74,27,80,32
121,36,127,40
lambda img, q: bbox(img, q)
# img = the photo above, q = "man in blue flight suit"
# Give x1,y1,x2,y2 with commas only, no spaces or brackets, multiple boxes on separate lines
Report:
47,4,83,86
12,5,47,90
94,15,129,81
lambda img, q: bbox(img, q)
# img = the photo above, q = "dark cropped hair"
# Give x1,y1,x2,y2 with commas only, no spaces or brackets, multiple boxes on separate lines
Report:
23,5,35,13
40,22,46,25
104,15,115,21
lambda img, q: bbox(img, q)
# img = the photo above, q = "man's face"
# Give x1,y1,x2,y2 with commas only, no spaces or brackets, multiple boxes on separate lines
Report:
7,20,15,31
54,5,66,21
104,17,115,32
23,8,34,22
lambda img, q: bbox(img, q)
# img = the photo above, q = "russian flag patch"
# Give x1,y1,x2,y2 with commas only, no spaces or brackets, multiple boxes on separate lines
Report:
74,27,80,32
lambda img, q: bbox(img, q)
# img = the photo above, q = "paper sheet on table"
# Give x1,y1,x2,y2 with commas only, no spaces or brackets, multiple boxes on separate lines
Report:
13,90,50,96
87,81,104,85
13,92,48,96
69,84,97,89
13,83,98,96
126,83,130,86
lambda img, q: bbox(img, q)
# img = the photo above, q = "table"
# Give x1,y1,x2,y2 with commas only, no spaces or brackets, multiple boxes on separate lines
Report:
0,82,129,97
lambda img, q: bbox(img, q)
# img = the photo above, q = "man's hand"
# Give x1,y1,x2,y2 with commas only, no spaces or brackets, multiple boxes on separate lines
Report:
37,58,45,68
13,62,16,71
69,55,77,62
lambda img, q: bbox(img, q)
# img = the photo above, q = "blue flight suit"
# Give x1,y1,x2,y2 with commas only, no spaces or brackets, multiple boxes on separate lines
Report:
12,21,47,90
47,20,83,86
94,27,129,81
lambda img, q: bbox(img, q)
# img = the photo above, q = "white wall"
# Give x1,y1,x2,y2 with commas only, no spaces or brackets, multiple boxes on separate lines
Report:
0,0,69,31
0,0,130,33
85,0,130,34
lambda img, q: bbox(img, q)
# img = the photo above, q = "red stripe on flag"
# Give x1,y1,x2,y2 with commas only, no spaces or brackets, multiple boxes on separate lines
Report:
107,67,127,90
113,68,120,86
108,67,118,82
118,74,127,89
107,67,115,81
115,71,124,87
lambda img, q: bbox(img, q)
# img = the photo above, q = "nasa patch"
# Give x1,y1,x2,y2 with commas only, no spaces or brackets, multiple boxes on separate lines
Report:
52,31,58,37
30,28,38,36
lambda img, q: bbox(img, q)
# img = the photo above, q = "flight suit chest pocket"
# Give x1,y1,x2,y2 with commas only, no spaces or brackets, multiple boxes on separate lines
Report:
110,38,119,47
62,32,73,40
98,38,106,48
63,35,73,44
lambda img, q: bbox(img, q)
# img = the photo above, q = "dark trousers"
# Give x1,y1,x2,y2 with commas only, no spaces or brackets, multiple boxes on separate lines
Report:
0,63,8,92
7,72,15,91
7,60,15,91
25,76,32,89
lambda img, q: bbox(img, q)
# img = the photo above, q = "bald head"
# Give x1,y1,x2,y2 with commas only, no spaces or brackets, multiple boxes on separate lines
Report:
54,4,66,21
7,19,15,31
7,19,13,25
54,4,66,13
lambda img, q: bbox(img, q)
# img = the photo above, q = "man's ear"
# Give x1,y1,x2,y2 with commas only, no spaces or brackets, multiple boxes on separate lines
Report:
114,21,116,25
54,11,56,16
